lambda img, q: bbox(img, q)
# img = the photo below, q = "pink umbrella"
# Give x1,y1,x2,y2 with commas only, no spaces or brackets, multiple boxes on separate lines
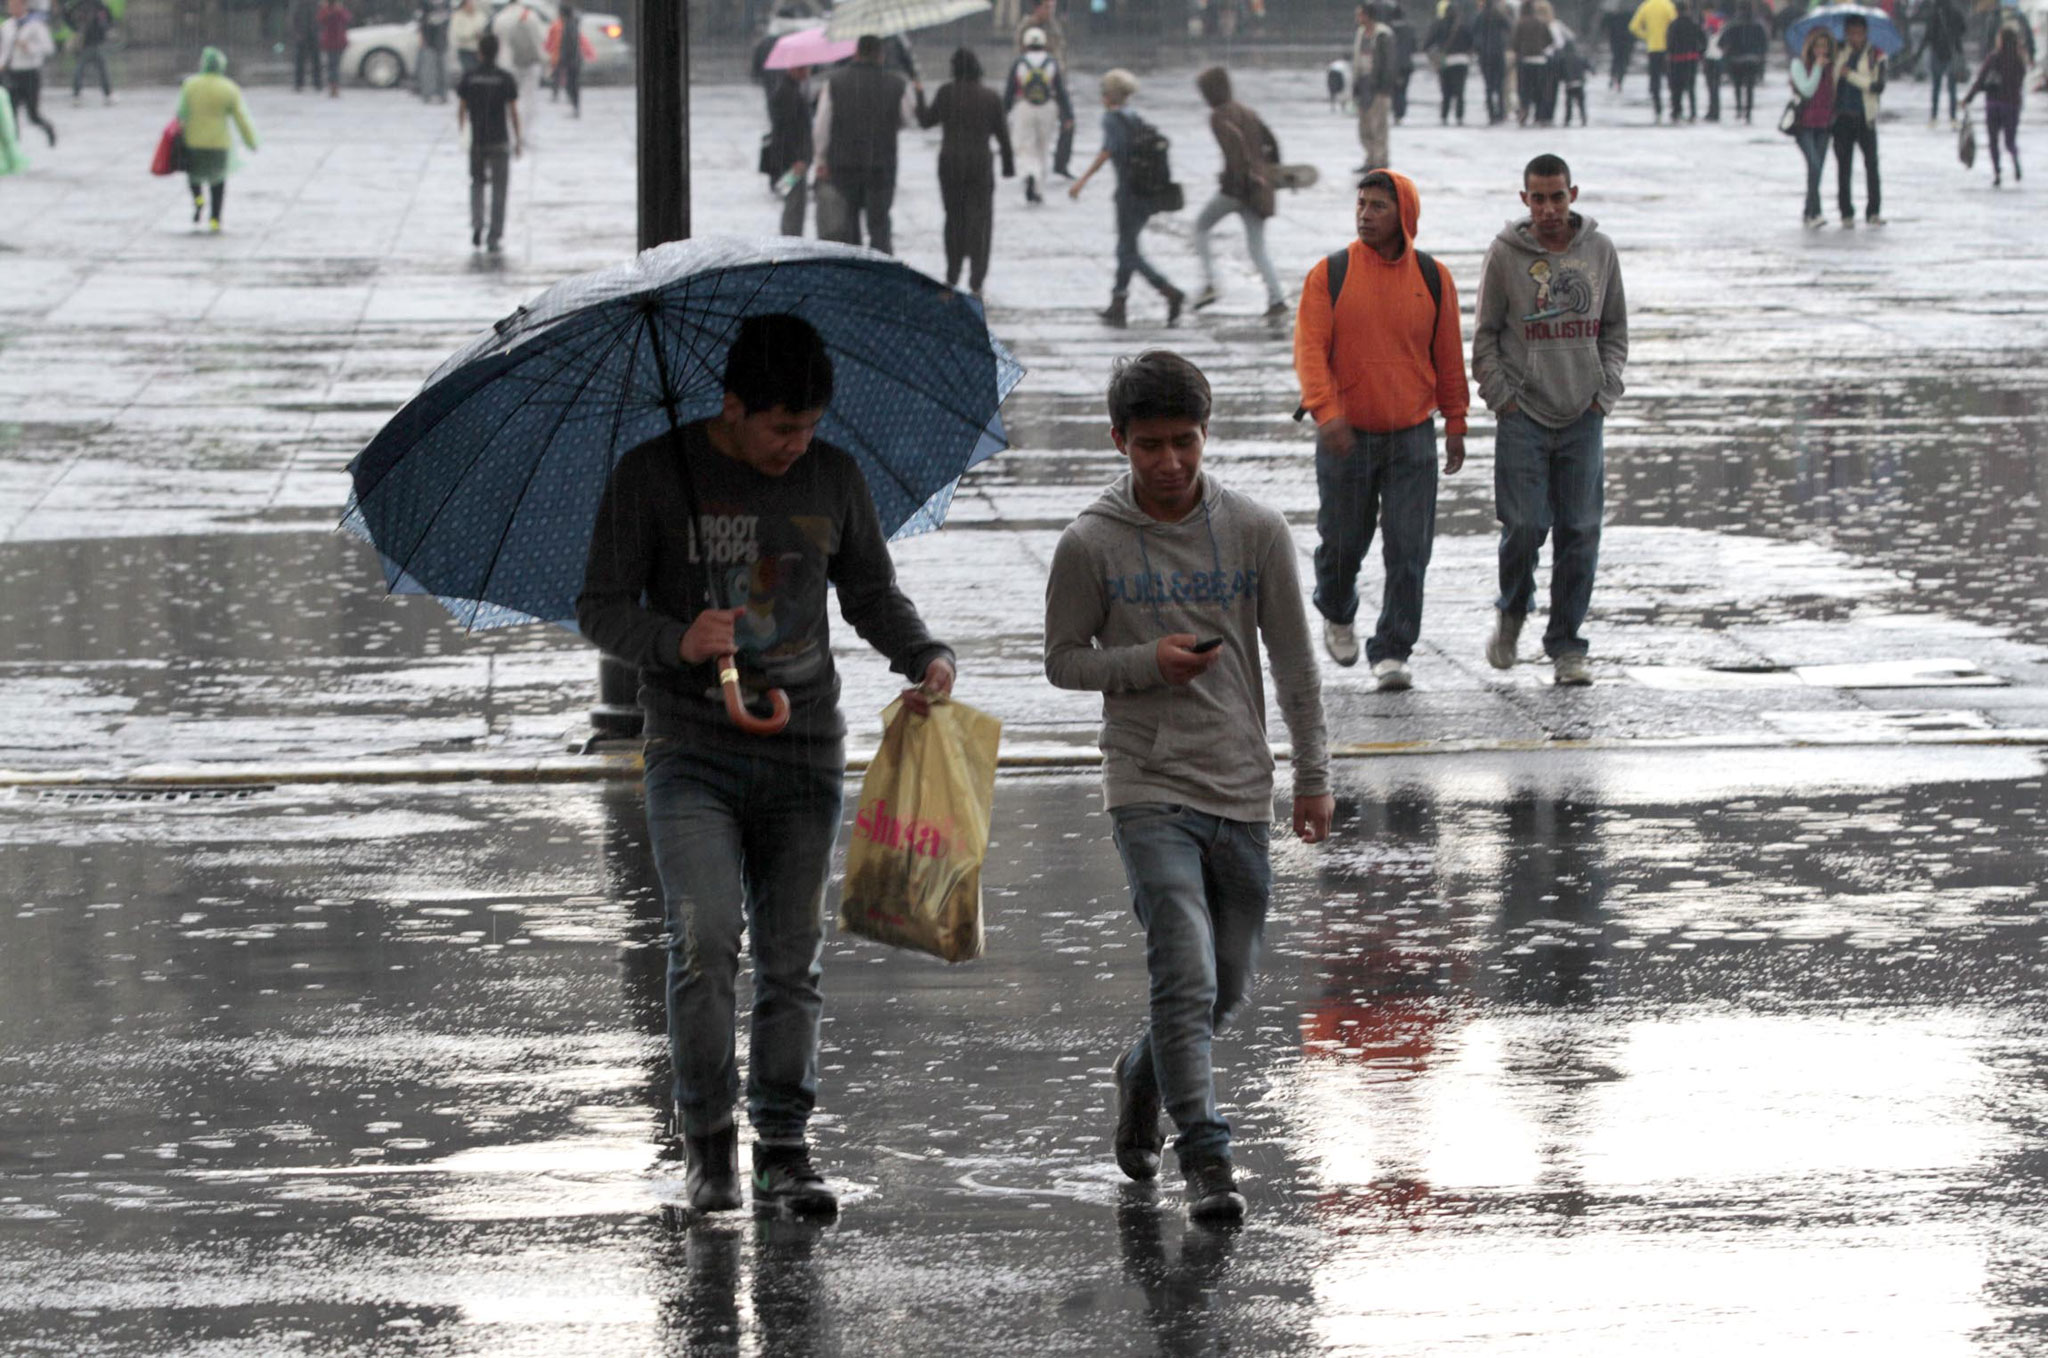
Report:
763,26,857,70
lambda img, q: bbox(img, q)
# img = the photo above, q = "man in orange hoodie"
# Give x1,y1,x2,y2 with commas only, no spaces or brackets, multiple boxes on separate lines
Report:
1293,169,1468,692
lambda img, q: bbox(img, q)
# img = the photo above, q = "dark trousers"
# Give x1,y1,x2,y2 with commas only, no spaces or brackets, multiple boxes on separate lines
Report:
1608,32,1631,84
1832,119,1879,219
1053,118,1074,175
3,70,52,143
1930,57,1958,120
1313,421,1438,665
940,180,994,291
1515,60,1544,122
323,48,342,88
186,176,226,221
470,143,511,245
1731,63,1759,119
293,38,320,89
557,61,581,111
72,45,110,97
1480,52,1507,122
1438,62,1468,121
1703,57,1722,118
1113,193,1173,297
820,168,897,254
1563,80,1586,124
1668,58,1697,118
1391,69,1412,121
1985,100,2020,178
1646,50,1667,116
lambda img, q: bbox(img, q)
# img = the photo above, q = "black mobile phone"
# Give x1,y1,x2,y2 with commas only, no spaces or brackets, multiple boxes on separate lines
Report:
1190,637,1224,653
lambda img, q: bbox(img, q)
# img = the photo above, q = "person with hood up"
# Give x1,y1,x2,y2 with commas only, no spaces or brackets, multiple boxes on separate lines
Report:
1004,24,1072,204
1294,169,1468,692
1628,0,1676,120
1471,153,1629,687
1962,22,2029,187
1425,0,1476,124
916,46,1014,297
1043,349,1333,1227
1190,65,1287,322
175,46,257,232
1069,68,1187,329
0,0,56,146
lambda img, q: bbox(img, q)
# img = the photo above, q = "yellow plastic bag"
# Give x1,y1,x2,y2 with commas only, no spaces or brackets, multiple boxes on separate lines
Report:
838,697,1002,964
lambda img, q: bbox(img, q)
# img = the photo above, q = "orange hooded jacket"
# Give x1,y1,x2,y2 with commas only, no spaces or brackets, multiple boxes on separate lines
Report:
1293,170,1469,438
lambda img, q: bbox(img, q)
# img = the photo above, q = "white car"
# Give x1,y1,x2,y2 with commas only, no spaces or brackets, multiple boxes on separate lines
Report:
344,0,630,89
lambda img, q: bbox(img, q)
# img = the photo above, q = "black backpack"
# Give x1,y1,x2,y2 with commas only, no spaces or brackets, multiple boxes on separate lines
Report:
1121,111,1175,201
1292,246,1444,422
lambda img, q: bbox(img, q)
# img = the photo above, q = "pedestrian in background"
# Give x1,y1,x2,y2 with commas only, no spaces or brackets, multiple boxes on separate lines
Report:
1831,12,1884,227
1963,22,2028,186
1700,2,1724,120
457,29,520,251
1043,349,1332,1228
1472,153,1629,687
450,0,485,76
1387,1,1418,121
1602,2,1633,89
1913,0,1966,125
315,0,351,96
1665,0,1702,121
492,0,546,129
1721,0,1767,122
1559,28,1590,122
0,0,57,147
915,46,1013,297
416,0,450,103
763,63,812,236
288,0,319,90
577,314,958,1222
175,45,257,231
1069,68,1186,328
1511,0,1552,127
1004,24,1071,204
1353,0,1396,168
1475,0,1512,121
1788,27,1835,226
813,33,918,253
545,0,593,115
1190,65,1287,321
1629,0,1675,121
1295,170,1467,692
0,78,22,173
65,0,112,104
1425,0,1474,124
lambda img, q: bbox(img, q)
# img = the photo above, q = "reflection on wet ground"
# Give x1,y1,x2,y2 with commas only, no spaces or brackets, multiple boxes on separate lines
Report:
4,750,2045,1353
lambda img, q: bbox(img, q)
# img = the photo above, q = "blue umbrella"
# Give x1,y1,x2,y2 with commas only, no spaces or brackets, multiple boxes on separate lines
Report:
1784,5,1904,54
342,237,1023,637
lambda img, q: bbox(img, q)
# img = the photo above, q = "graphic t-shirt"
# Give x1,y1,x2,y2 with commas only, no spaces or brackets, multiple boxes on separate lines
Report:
457,65,519,147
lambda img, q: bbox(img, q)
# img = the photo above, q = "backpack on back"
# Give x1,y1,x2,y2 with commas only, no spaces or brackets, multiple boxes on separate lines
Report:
1017,55,1054,105
1292,246,1444,421
1120,110,1175,202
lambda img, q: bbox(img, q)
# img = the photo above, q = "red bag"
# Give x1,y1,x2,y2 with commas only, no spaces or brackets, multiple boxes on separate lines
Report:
150,120,186,177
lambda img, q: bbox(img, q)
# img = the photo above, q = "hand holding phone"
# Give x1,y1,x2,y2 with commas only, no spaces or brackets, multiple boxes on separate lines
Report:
1190,637,1224,653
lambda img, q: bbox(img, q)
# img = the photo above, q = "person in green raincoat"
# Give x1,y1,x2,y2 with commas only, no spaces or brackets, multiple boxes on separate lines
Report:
175,45,257,231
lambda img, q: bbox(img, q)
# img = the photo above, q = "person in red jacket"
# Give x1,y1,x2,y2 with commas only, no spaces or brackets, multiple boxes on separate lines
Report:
315,0,352,97
1293,169,1468,692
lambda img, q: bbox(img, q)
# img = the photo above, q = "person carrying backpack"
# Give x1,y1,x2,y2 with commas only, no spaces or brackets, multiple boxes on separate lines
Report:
1190,65,1286,322
1070,68,1186,329
1292,169,1468,693
1004,24,1071,204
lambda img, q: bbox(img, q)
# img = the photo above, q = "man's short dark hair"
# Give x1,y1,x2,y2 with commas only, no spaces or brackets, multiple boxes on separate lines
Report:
1842,13,1867,26
477,30,499,62
1524,153,1572,186
1358,169,1399,200
724,314,834,416
855,33,883,59
1107,351,1211,434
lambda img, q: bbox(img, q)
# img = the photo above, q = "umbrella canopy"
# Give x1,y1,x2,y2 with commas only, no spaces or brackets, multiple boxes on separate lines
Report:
342,236,1023,632
764,25,857,69
1784,5,1903,54
825,0,992,39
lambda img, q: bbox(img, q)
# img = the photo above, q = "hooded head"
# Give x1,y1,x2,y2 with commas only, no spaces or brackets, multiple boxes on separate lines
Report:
1195,64,1231,108
1356,168,1422,256
950,45,981,81
200,45,228,74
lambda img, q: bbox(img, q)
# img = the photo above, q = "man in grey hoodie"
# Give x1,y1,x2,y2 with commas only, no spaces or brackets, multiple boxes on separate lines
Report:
1471,153,1628,686
1044,350,1334,1225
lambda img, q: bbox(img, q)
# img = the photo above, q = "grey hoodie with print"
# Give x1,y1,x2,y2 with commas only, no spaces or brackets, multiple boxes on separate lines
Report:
1043,472,1329,822
1471,212,1629,430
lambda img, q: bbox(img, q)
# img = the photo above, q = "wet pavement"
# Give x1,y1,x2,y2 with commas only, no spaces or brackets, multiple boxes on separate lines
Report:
4,54,2048,1357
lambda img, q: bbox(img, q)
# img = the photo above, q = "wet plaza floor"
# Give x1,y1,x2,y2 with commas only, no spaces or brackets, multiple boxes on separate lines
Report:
6,748,2048,1354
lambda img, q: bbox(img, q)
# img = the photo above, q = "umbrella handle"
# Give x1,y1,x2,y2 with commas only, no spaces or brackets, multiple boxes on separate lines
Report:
718,655,791,736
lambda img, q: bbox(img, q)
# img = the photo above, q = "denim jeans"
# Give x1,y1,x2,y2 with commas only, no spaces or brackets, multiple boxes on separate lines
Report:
1193,192,1284,307
643,741,844,1143
1795,126,1829,220
1832,119,1879,220
1114,191,1172,296
1494,406,1604,658
1111,803,1272,1162
1312,420,1438,664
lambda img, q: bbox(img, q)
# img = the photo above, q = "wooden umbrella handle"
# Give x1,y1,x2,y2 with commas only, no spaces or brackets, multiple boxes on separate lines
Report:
718,654,791,736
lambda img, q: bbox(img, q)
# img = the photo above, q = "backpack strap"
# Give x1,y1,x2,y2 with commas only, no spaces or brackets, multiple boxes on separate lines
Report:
1295,246,1444,421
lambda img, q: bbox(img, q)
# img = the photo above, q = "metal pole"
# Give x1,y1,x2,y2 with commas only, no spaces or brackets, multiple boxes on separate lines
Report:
592,0,692,740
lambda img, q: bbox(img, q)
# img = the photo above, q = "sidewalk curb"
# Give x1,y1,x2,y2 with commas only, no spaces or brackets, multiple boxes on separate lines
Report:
4,729,2044,790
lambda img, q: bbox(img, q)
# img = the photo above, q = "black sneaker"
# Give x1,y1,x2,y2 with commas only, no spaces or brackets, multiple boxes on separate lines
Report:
1183,1155,1245,1225
751,1143,838,1217
684,1125,742,1213
1112,1050,1163,1181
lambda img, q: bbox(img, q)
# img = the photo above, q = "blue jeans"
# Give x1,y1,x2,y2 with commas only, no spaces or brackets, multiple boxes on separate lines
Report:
1113,192,1172,296
1110,804,1272,1162
643,741,844,1143
1494,406,1604,658
1795,126,1829,220
1312,420,1438,664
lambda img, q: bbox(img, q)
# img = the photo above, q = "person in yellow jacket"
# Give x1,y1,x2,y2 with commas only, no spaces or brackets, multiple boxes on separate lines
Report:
1628,0,1676,119
174,46,257,232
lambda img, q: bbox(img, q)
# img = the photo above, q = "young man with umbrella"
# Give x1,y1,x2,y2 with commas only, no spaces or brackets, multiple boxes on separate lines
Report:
576,314,958,1217
1830,12,1886,227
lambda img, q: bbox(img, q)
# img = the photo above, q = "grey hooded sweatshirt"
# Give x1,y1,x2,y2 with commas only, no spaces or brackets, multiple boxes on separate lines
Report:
1471,212,1629,430
1044,472,1329,821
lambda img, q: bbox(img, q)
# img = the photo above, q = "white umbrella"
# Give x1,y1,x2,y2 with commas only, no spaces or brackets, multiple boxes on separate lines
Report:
825,0,993,39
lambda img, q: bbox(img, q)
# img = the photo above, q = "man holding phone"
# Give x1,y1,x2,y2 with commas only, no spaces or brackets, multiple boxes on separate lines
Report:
1044,350,1333,1226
